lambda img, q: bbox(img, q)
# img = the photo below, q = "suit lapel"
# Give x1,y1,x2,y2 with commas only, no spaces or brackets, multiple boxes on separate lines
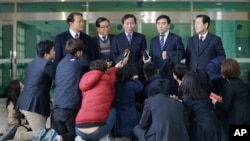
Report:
122,32,131,45
199,33,211,54
163,32,172,51
194,35,200,54
67,30,74,39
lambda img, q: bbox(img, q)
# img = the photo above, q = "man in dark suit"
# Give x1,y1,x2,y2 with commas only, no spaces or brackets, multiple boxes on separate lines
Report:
149,15,185,95
133,87,190,141
52,39,89,141
54,12,94,66
92,17,114,64
16,40,55,132
111,14,147,82
186,14,226,95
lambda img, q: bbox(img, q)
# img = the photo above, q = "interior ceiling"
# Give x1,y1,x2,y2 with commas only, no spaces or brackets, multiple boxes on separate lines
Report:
0,1,249,12
1,1,249,35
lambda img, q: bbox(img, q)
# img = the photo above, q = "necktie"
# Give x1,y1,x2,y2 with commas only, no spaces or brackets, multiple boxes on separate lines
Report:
102,36,106,41
199,36,203,51
75,33,79,39
127,34,132,44
160,34,165,50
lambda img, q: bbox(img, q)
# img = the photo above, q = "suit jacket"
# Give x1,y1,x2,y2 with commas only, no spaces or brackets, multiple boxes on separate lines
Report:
183,90,226,141
144,74,170,98
113,79,143,137
139,93,189,141
16,57,55,117
186,32,226,91
111,32,146,64
111,32,147,81
53,54,89,110
92,34,114,60
54,30,94,66
149,32,185,78
215,78,250,131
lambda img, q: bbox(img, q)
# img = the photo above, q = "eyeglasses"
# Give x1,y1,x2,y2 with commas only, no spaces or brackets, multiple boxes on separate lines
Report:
99,26,110,29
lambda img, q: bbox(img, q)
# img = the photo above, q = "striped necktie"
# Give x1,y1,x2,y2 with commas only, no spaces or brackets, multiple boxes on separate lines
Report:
127,34,132,44
160,34,165,50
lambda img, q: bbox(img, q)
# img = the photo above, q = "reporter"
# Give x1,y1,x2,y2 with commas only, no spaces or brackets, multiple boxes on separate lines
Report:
75,59,127,141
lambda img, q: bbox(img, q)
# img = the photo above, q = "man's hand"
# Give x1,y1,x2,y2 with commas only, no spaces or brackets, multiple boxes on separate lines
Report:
162,51,167,60
143,56,151,64
115,57,128,68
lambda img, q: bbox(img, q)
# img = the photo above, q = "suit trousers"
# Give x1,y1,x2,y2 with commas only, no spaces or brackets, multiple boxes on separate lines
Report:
133,125,146,141
51,108,78,141
20,110,47,132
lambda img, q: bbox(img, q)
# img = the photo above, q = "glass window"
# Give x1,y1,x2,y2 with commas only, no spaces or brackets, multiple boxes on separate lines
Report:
193,2,250,12
89,1,190,11
0,25,2,57
36,35,41,43
17,2,86,12
0,69,2,86
0,25,2,36
17,26,25,59
0,3,14,13
239,62,250,82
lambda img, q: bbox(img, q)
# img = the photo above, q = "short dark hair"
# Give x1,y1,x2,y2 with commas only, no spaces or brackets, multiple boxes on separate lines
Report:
173,63,189,81
117,64,137,83
149,87,162,97
122,14,136,24
196,14,210,29
221,58,240,79
65,39,84,55
156,15,171,24
181,71,202,99
96,17,110,28
37,40,54,57
89,59,107,72
143,62,158,78
67,12,83,25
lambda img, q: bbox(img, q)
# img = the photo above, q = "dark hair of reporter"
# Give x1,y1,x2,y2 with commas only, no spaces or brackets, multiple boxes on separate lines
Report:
173,63,189,81
117,64,137,83
5,80,26,125
37,40,54,57
65,39,84,55
5,80,21,109
149,87,162,97
181,71,203,99
221,58,240,79
89,59,107,72
143,62,158,78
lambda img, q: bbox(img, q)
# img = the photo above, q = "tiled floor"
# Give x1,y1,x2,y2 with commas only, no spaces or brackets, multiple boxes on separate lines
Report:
0,98,51,141
0,98,8,133
0,98,130,141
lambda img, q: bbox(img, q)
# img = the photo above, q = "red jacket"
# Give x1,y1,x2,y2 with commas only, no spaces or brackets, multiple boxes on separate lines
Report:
76,67,118,128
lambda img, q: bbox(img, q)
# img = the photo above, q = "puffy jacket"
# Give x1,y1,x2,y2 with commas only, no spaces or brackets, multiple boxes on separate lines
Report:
76,67,118,128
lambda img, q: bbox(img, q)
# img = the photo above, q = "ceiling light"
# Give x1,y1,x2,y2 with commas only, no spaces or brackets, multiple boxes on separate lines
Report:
216,3,223,6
